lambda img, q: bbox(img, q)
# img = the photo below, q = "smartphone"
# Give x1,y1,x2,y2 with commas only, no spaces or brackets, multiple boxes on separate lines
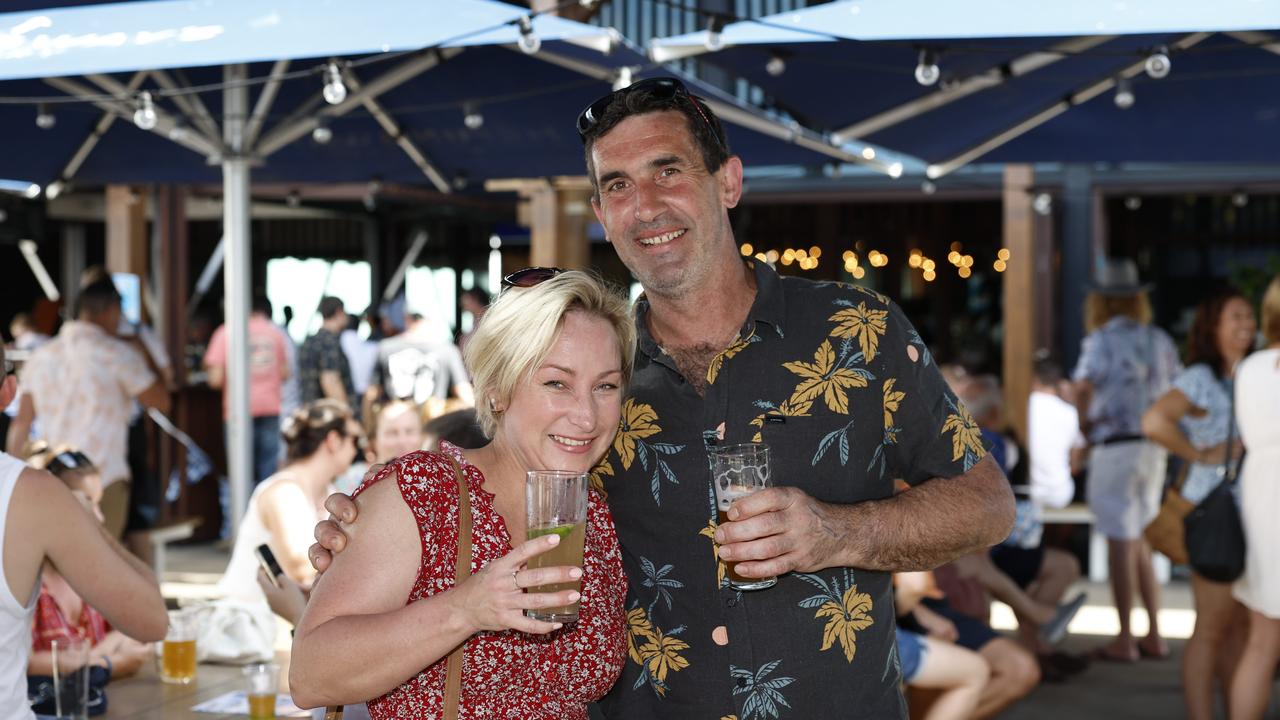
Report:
255,544,284,588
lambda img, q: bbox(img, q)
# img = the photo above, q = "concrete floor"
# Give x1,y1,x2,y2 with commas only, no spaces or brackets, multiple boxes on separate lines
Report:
166,544,1278,719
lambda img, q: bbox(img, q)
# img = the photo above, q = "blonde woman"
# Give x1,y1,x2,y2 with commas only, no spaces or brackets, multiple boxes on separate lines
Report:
290,270,630,718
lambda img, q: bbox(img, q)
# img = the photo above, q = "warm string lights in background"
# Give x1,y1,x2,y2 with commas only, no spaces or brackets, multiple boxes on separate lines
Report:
740,242,1012,282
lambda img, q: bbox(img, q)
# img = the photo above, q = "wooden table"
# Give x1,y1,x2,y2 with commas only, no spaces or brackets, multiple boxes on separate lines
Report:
105,654,302,719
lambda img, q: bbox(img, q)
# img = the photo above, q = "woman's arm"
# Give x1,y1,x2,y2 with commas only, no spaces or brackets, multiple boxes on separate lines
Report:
1141,389,1205,463
289,471,582,709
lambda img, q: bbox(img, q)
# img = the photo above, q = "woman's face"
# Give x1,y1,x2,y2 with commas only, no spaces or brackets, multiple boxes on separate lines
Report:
1217,297,1256,361
495,311,624,474
374,404,425,463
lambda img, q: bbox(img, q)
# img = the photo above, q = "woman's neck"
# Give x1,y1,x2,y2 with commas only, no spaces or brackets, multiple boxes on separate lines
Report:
280,455,336,502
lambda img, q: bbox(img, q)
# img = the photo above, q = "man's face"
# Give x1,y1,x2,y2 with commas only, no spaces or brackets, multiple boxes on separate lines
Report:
589,110,743,300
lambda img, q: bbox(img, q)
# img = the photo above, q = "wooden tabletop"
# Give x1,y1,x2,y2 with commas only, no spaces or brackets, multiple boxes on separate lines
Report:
105,654,303,719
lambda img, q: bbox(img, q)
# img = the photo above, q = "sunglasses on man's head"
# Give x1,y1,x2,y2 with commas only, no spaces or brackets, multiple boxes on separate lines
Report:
501,266,567,289
575,76,724,149
48,450,94,477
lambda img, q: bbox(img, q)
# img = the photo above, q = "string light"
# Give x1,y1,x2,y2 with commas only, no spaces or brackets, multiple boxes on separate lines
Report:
517,16,541,55
1124,196,1142,210
923,269,936,282
997,248,1011,261
285,190,301,208
613,66,633,92
914,49,940,86
1032,193,1053,216
993,259,1007,272
463,103,484,130
35,103,55,129
311,117,333,144
958,266,971,279
766,52,787,77
1144,46,1170,79
1232,191,1249,208
766,249,780,264
1114,77,1135,109
740,243,753,256
322,61,347,105
45,180,66,199
921,180,936,195
133,91,157,130
704,15,726,52
453,171,469,191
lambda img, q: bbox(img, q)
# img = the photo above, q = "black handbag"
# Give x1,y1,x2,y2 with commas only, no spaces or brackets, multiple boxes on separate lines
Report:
1183,382,1246,583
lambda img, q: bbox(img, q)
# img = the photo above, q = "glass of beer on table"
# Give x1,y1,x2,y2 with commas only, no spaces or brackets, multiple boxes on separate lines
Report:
244,662,280,719
710,443,777,591
524,470,589,623
160,608,198,684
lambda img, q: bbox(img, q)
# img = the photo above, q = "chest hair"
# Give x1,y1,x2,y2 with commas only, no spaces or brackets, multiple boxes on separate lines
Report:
665,343,725,397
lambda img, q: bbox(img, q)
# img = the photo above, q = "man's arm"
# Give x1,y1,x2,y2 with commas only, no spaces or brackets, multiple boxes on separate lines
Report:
1072,379,1095,437
319,371,348,407
136,381,171,415
205,364,225,389
5,392,34,455
716,454,1014,576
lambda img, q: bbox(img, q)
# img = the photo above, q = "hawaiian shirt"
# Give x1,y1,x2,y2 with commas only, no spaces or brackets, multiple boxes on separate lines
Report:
594,260,986,720
297,328,355,407
1072,317,1180,444
1172,363,1235,504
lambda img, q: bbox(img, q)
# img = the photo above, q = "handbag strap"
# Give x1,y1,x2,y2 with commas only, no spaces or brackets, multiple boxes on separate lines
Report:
1222,376,1242,485
443,456,471,720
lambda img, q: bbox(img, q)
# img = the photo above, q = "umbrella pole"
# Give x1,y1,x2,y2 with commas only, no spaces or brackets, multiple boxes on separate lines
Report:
223,64,253,539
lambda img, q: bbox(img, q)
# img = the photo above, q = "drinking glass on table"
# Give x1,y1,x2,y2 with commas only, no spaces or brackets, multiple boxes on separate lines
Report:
50,636,90,720
710,443,777,591
159,608,198,684
244,662,280,719
524,469,589,623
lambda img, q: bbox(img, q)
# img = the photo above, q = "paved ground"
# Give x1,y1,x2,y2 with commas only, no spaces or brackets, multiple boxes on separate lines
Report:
166,544,1278,718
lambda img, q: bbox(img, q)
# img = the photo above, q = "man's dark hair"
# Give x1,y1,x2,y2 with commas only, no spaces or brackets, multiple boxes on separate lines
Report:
1032,355,1063,386
251,294,272,317
581,83,731,198
76,278,122,318
318,296,345,320
461,287,490,306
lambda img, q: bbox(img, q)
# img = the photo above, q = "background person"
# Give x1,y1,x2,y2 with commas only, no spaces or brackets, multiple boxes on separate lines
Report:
298,297,355,409
895,571,990,720
1142,287,1254,719
1072,258,1180,663
1229,274,1280,720
290,271,630,718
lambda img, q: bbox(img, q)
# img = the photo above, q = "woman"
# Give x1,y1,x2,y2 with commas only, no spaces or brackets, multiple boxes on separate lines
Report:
1142,287,1255,719
1229,275,1280,720
1072,258,1181,662
290,270,631,719
26,446,152,681
218,399,363,605
366,399,426,464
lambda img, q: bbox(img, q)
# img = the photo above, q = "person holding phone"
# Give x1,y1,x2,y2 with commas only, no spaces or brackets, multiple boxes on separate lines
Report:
288,271,629,719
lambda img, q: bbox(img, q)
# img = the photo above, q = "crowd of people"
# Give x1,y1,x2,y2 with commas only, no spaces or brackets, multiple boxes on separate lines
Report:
0,75,1277,720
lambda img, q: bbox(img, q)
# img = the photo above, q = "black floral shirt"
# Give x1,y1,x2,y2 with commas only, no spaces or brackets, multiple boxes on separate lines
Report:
298,328,354,407
594,261,985,720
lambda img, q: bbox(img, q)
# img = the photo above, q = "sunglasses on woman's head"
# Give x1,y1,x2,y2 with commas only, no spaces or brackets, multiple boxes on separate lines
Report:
575,76,724,149
501,266,567,289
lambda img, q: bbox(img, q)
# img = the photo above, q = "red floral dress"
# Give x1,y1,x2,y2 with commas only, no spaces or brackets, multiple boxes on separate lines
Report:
352,443,626,719
31,582,109,652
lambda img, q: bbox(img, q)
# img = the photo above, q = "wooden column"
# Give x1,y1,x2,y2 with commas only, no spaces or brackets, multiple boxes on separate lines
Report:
489,177,593,270
105,184,148,276
1002,165,1035,443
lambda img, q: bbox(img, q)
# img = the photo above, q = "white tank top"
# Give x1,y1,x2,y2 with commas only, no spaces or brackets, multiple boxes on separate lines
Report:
0,451,38,720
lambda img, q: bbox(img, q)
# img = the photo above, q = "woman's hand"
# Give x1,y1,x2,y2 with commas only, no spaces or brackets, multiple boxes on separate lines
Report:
258,568,308,626
449,533,582,635
1195,439,1246,465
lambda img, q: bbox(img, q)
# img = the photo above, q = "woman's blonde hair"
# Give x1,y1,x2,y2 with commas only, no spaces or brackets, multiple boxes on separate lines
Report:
1084,291,1152,333
464,271,635,438
1261,274,1280,346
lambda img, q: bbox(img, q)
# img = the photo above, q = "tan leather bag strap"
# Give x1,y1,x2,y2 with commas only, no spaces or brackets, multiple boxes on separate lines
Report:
443,456,471,720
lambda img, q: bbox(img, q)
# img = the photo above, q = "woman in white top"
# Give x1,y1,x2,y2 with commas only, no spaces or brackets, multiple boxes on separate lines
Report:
1229,276,1280,720
218,399,363,607
0,346,166,719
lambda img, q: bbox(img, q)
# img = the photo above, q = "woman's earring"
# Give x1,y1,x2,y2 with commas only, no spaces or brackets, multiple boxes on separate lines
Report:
488,397,502,414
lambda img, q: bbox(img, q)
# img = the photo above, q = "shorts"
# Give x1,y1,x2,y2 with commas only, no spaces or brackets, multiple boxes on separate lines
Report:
100,479,131,539
896,628,928,682
919,598,1000,652
989,544,1044,589
1086,440,1167,540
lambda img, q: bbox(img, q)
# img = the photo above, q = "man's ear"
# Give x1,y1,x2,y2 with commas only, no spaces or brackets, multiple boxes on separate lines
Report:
590,194,607,241
719,156,744,209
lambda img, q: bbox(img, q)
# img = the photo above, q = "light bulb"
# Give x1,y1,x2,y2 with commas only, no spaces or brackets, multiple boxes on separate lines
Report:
1114,77,1135,109
463,105,484,130
921,180,937,195
133,91,157,131
312,119,333,145
45,180,65,199
167,123,189,141
704,17,725,52
1124,196,1142,211
35,103,55,130
612,66,633,92
1032,193,1053,216
518,16,541,55
453,172,469,191
323,62,347,105
766,53,786,77
1144,47,1170,79
285,191,301,208
914,49,940,86
1232,191,1249,208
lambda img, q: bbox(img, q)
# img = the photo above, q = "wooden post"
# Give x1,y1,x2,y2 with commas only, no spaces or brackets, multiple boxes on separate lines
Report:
488,177,593,270
105,185,147,277
1002,165,1035,443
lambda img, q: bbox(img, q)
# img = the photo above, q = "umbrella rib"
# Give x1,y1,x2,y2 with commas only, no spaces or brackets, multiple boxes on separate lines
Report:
254,48,462,160
243,59,291,150
52,70,147,185
834,35,1116,141
150,69,225,145
1224,30,1280,57
926,32,1212,179
44,75,221,159
340,65,452,194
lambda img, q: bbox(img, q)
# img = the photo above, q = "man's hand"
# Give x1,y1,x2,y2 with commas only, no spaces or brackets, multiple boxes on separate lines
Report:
713,486,846,578
308,464,382,575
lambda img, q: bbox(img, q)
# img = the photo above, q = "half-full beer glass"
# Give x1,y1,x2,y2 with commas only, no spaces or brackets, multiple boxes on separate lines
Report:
710,443,777,591
160,609,198,684
525,470,589,623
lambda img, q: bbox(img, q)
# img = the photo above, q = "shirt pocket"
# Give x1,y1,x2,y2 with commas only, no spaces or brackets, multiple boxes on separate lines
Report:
756,413,875,504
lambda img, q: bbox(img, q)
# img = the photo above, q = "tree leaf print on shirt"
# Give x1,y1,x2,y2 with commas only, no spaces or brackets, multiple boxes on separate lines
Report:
707,333,758,385
783,339,869,414
699,520,727,588
796,571,874,663
747,398,813,444
588,456,614,498
941,397,985,470
828,302,889,363
614,399,685,506
627,605,691,698
731,659,797,720
639,556,685,615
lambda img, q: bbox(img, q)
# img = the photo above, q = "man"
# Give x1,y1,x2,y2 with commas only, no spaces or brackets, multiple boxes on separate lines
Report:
456,287,490,353
6,278,170,538
312,78,1013,718
204,294,290,486
365,310,474,418
298,296,355,409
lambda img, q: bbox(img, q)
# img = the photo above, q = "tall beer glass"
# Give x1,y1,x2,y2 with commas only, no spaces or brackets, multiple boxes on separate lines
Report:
525,470,589,623
710,443,777,591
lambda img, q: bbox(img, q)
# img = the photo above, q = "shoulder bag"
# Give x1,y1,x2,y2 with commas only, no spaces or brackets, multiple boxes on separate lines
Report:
1183,383,1246,583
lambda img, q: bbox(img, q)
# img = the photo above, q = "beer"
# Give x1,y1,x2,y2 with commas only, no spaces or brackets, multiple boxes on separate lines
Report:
710,444,777,591
716,503,754,585
526,521,587,622
248,692,276,719
160,639,197,684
